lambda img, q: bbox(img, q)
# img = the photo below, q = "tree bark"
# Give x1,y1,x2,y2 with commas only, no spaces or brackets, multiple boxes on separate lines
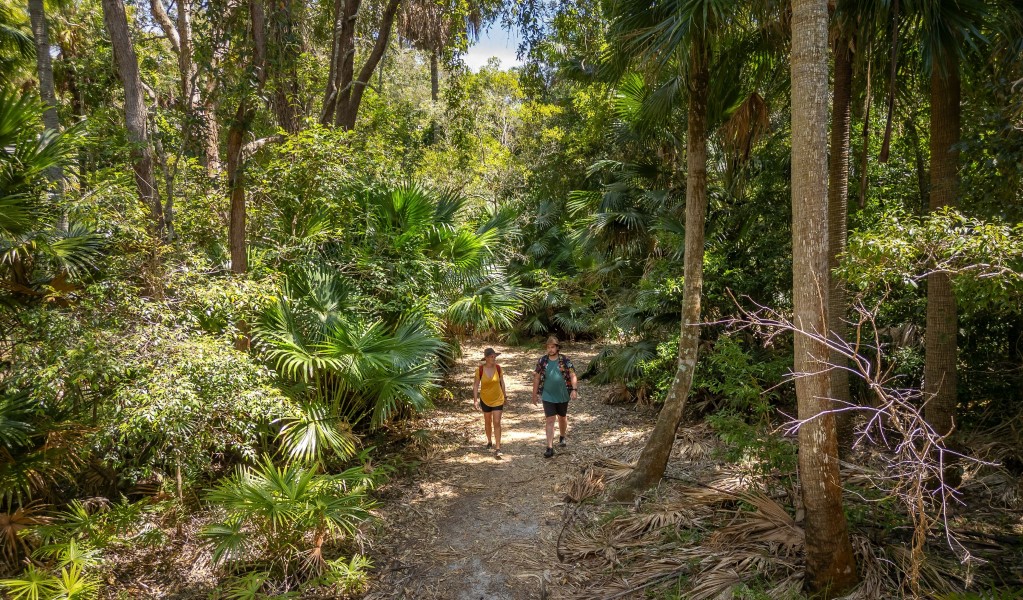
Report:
430,48,439,102
857,44,872,209
791,0,857,595
923,57,960,440
28,0,64,227
227,0,267,274
828,36,853,454
102,0,164,239
613,38,709,502
334,0,400,130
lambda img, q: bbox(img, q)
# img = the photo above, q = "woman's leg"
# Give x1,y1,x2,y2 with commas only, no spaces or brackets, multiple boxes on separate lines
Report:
483,411,493,445
493,410,503,449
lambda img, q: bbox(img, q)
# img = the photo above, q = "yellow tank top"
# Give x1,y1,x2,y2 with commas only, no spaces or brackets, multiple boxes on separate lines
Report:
479,365,505,407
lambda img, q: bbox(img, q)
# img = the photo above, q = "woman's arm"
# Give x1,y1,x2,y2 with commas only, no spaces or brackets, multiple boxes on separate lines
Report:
499,365,508,402
472,370,481,408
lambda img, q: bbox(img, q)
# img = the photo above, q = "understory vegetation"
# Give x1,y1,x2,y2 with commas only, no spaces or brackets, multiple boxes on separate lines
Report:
0,0,1021,597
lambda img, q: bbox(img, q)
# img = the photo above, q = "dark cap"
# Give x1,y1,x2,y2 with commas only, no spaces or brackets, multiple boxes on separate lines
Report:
481,347,501,360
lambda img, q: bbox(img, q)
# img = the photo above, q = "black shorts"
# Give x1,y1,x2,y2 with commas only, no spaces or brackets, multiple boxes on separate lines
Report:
480,403,504,413
542,401,568,418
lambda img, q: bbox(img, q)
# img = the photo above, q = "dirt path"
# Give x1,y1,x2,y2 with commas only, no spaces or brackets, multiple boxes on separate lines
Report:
365,343,651,600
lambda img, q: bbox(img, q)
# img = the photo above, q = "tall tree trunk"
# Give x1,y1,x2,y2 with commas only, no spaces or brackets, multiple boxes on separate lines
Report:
227,104,253,274
879,0,899,162
269,0,302,133
323,0,360,125
613,38,709,502
828,36,853,454
430,48,439,102
923,57,960,440
791,0,857,594
227,0,267,274
858,44,872,209
335,0,400,130
101,0,164,239
28,0,64,228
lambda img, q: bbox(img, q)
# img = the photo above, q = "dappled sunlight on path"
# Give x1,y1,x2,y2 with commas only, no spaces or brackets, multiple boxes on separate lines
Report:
365,342,647,600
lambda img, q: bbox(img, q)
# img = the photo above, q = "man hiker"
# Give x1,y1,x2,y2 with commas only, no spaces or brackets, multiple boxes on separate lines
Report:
531,335,578,458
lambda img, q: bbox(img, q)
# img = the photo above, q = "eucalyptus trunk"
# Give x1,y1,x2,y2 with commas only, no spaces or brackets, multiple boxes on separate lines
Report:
828,36,853,453
101,0,164,239
791,0,857,594
923,57,960,440
613,39,708,502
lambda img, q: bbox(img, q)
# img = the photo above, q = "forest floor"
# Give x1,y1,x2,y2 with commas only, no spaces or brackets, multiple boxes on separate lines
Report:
365,341,657,600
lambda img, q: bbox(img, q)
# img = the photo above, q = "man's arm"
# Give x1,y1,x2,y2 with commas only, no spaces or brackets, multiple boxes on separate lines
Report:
570,370,578,400
532,372,540,405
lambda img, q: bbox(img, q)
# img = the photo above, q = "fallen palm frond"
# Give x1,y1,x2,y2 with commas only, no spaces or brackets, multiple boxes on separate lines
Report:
710,491,803,553
593,458,635,483
886,544,965,596
609,501,701,541
564,468,605,503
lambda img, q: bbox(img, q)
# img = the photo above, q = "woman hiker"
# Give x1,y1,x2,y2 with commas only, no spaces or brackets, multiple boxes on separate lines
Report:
531,335,578,458
473,347,508,458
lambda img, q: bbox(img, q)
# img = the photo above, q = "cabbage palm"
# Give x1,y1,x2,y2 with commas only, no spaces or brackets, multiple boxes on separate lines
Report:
0,90,97,304
606,0,754,501
254,265,443,462
203,456,376,577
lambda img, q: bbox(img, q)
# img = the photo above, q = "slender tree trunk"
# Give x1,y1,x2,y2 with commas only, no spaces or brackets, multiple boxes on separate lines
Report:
28,0,64,228
102,0,164,239
791,0,857,594
613,39,709,502
858,44,872,209
923,57,960,440
227,105,253,274
430,48,439,102
269,0,302,133
828,36,853,454
335,0,400,130
227,0,267,274
329,0,361,126
879,0,899,162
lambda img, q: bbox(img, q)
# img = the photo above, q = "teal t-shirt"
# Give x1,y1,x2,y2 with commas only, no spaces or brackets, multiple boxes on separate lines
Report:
542,359,570,404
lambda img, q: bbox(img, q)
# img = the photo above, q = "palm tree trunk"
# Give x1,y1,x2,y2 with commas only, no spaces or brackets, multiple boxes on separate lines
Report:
923,57,960,440
101,0,164,240
828,36,853,454
613,38,708,502
791,0,857,594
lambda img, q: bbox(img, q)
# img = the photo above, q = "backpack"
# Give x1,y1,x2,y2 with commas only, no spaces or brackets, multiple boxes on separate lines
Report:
477,364,502,379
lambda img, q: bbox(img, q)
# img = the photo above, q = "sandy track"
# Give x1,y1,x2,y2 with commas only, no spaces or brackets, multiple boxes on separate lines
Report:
365,342,652,599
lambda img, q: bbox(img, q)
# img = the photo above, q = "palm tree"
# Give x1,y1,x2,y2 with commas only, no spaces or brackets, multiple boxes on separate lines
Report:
606,0,749,501
254,264,445,461
791,0,857,594
0,3,32,84
0,90,98,302
203,456,376,576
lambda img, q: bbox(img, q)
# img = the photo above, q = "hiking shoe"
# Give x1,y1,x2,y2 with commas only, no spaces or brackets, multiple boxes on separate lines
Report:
558,436,567,448
543,447,554,459
495,449,503,459
486,442,493,450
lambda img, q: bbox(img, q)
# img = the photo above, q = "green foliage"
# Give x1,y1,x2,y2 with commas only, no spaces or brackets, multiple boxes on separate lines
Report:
202,456,378,578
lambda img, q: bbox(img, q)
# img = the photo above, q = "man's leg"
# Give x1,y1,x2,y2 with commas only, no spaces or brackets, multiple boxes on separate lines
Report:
493,410,503,450
545,415,556,449
558,415,567,440
484,412,493,445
